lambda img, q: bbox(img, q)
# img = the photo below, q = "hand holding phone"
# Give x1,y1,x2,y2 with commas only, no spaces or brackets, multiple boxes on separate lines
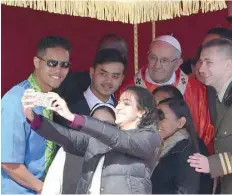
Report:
22,89,53,108
33,92,53,108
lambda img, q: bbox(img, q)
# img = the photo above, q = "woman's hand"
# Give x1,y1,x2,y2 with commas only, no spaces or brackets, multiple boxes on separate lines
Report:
187,153,210,173
47,92,75,122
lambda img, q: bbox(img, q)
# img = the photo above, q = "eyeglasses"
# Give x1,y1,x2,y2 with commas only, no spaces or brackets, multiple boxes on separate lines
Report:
37,56,71,68
148,54,177,66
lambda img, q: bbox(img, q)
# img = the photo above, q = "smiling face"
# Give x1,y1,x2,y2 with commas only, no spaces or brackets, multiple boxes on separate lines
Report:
198,46,230,90
115,90,144,130
33,47,69,92
147,41,182,83
90,62,124,101
193,60,207,84
157,103,186,140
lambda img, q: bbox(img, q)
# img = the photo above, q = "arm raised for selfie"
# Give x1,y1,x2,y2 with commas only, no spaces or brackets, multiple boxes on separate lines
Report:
71,114,161,161
30,115,89,156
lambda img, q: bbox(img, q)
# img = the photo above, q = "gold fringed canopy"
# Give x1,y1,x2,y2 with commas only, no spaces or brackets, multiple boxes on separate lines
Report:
1,0,227,24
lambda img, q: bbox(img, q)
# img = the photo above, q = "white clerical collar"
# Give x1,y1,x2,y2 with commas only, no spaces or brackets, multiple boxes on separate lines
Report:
84,86,114,110
145,68,176,86
218,77,232,102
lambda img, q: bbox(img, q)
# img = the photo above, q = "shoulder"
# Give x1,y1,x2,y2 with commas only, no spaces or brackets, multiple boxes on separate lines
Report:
206,85,216,94
170,139,195,157
1,81,32,134
54,71,91,104
58,71,90,91
68,95,90,115
138,125,162,145
2,80,31,108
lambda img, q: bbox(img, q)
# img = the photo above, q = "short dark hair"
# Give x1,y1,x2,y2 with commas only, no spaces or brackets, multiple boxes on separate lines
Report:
152,85,183,103
192,28,232,66
37,36,71,57
207,27,232,41
93,48,127,72
97,33,128,59
158,98,200,152
125,86,157,128
202,38,232,58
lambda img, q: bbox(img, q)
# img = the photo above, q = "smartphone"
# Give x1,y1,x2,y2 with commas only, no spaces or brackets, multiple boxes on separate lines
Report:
34,92,53,108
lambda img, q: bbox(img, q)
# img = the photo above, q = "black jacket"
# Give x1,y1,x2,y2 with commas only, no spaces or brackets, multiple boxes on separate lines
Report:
35,116,161,194
151,138,213,194
206,85,217,127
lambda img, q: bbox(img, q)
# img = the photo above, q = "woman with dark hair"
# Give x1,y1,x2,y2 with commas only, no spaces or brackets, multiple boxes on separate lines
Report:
152,85,183,105
151,98,213,194
22,86,161,194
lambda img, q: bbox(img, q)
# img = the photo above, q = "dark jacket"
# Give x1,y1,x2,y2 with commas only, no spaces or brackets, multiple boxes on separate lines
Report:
208,81,232,194
151,138,213,194
206,85,217,127
35,116,161,194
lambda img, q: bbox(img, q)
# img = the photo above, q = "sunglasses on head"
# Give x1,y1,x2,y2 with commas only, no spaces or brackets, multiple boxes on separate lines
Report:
37,56,71,68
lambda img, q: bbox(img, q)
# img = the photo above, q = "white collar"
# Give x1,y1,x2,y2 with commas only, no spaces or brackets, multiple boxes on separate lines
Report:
145,68,176,86
218,77,232,102
83,87,114,110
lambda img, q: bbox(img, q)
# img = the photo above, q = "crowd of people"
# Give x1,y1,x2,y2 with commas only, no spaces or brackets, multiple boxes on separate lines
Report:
1,26,232,194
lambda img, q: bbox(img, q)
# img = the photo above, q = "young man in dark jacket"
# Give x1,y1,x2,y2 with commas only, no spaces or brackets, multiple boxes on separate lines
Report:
52,48,127,194
188,38,232,194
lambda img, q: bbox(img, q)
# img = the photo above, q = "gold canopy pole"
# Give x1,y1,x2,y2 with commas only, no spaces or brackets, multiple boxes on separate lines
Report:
133,24,138,74
152,21,156,40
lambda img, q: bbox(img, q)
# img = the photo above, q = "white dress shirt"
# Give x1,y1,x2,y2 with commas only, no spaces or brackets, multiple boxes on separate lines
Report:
218,77,232,102
41,148,66,195
89,156,105,195
84,86,114,110
42,87,114,195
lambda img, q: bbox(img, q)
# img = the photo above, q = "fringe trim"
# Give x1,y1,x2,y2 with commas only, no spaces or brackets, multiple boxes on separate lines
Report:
1,0,227,24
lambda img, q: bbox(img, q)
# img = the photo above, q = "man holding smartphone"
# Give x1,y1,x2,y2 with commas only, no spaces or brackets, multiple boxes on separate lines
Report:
1,36,71,194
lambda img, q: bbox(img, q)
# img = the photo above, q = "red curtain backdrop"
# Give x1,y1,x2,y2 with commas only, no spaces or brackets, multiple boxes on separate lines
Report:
1,5,230,95
1,5,134,95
